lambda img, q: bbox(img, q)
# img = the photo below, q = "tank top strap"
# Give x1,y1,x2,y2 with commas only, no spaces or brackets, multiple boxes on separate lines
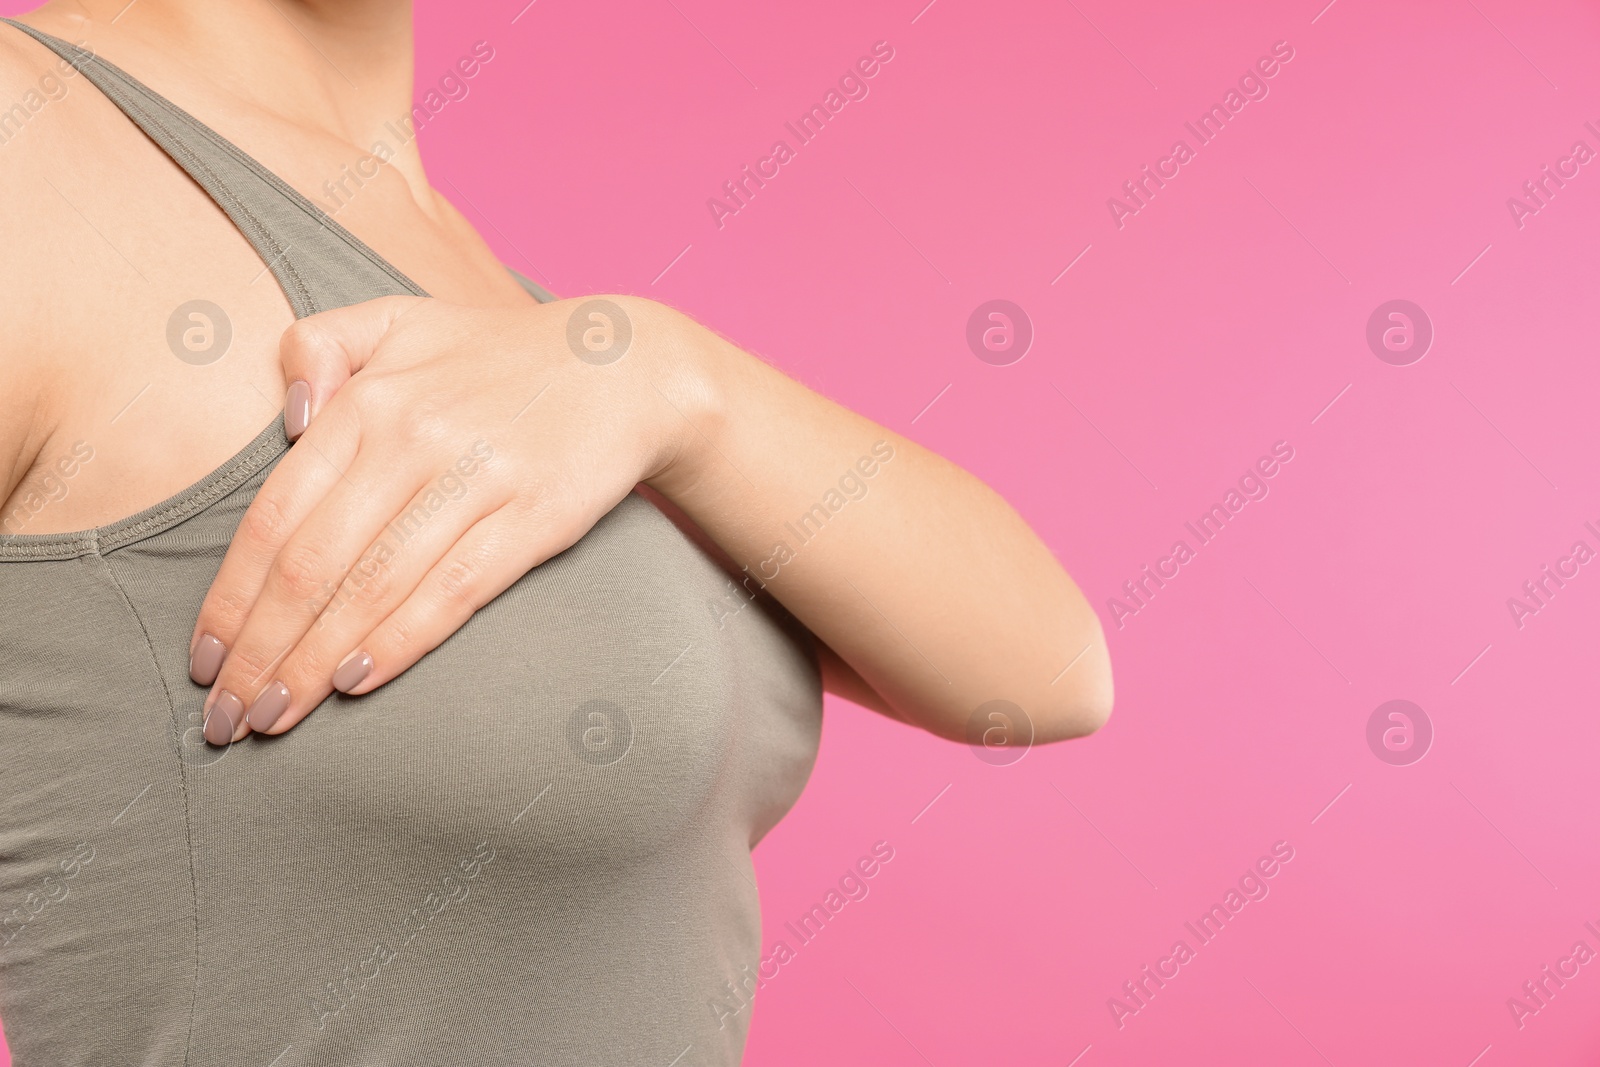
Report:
1,17,428,316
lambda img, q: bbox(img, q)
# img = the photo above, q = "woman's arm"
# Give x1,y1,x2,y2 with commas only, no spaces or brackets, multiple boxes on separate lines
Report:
644,301,1112,742
188,295,1111,744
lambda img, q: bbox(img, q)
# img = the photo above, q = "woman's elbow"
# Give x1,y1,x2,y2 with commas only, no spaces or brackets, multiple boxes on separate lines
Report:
1032,640,1115,743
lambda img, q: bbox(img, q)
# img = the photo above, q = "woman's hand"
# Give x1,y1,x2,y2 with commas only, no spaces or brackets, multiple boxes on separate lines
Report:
190,293,1113,749
187,294,705,742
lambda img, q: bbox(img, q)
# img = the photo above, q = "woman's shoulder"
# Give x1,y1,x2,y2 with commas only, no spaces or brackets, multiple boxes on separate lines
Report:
0,22,140,254
0,19,99,174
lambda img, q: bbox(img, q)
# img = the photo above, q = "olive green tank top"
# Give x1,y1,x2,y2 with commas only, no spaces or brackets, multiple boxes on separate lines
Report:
0,20,821,1067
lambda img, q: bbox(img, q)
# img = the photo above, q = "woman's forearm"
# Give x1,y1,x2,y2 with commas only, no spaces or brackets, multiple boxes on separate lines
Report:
182,292,1110,745
645,302,1113,743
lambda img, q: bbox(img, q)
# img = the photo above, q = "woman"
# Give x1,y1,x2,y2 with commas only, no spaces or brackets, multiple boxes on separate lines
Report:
0,1,1110,1063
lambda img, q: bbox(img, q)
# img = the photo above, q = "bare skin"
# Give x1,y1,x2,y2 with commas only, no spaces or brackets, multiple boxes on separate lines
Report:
0,0,1112,746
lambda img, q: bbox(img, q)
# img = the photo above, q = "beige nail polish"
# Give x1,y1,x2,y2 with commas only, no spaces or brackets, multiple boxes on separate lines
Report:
247,681,292,732
285,380,312,440
204,690,244,746
333,650,373,694
190,633,226,686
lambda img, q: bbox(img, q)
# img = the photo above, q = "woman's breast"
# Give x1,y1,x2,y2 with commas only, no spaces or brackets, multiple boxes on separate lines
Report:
154,477,823,867
229,492,817,862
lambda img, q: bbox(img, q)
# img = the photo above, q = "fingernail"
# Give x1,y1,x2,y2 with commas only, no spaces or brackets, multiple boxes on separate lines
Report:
285,380,311,440
190,633,226,686
247,680,292,732
204,690,244,746
333,650,373,694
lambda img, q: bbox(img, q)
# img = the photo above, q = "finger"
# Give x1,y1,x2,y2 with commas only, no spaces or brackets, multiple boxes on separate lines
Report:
333,502,578,698
202,451,431,742
247,460,506,734
188,401,362,688
280,295,420,440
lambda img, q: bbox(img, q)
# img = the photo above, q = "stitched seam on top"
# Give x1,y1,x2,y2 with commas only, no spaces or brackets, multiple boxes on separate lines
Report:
95,429,287,553
96,552,204,1067
0,428,287,559
0,533,99,559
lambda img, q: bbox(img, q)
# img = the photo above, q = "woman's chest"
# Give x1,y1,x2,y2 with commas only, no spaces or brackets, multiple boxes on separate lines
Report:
3,77,530,536
148,487,820,862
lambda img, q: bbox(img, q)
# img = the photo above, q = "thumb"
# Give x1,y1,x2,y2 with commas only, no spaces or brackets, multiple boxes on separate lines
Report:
280,295,422,440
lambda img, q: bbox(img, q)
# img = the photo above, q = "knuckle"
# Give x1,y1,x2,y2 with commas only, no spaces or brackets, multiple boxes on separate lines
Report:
270,543,334,610
396,406,455,450
203,584,255,635
339,377,453,453
238,492,296,548
508,476,582,544
379,613,422,659
340,373,393,410
284,318,334,364
224,640,282,686
341,553,397,609
433,549,486,610
280,639,335,686
508,476,558,521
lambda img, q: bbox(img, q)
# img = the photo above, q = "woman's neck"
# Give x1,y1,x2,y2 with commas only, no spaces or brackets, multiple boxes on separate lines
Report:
20,0,417,159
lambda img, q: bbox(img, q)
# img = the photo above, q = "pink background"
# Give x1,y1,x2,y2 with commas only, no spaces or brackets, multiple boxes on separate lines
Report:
8,0,1600,1063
